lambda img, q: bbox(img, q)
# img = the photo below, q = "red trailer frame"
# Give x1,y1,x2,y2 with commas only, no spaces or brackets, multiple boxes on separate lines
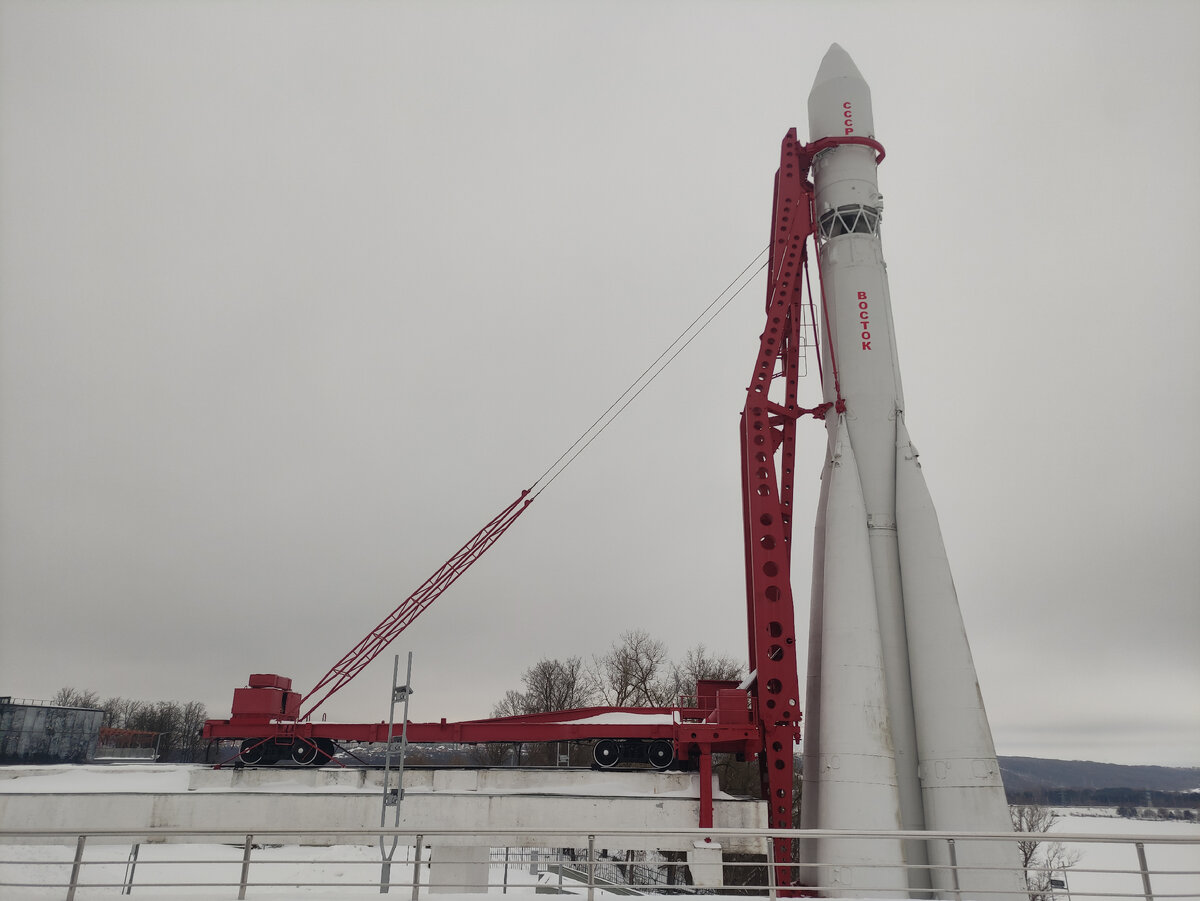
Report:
203,678,761,830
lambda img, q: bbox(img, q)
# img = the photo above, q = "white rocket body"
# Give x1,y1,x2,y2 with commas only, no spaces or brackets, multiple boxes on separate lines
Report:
801,45,1019,899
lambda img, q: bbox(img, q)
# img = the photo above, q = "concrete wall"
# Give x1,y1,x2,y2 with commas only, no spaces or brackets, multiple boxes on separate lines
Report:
0,702,103,764
0,765,768,852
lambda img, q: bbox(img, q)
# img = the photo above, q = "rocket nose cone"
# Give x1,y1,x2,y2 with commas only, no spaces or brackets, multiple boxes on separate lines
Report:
811,43,865,88
807,43,874,141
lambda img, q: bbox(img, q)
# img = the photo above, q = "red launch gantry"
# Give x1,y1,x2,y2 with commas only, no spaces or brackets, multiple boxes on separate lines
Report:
201,128,882,883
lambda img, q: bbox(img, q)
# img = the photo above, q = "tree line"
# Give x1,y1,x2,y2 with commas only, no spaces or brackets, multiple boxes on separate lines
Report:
1007,785,1199,810
478,629,772,784
490,629,743,719
52,687,208,762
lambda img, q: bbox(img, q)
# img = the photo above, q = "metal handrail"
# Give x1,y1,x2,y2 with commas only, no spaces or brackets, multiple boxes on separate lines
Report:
4,824,1197,843
2,824,1196,900
0,696,92,709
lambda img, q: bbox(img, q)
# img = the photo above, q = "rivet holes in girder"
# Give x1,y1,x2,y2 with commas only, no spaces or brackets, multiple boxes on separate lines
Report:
739,130,816,860
741,410,801,833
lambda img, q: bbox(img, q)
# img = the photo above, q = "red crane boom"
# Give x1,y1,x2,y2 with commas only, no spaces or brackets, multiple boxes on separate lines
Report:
299,489,532,720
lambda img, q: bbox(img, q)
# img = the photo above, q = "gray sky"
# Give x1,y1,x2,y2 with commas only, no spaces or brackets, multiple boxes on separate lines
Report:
2,0,1197,768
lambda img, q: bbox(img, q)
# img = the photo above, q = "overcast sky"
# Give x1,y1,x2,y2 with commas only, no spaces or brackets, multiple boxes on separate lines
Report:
2,0,1197,768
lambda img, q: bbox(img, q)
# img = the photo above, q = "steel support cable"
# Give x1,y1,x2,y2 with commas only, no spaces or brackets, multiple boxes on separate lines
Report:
762,218,798,315
300,250,769,719
529,249,770,499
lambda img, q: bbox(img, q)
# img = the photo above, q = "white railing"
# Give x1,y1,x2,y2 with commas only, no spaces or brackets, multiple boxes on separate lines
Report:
0,697,75,709
1,825,1196,900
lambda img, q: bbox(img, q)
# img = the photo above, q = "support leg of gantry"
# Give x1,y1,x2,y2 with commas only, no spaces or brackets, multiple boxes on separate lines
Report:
688,841,724,887
429,845,489,894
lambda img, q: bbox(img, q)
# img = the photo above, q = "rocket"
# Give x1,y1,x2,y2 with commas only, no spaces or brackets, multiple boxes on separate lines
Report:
799,45,1021,899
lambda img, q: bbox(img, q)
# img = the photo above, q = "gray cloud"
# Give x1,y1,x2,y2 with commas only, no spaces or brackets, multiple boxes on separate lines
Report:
2,1,1197,767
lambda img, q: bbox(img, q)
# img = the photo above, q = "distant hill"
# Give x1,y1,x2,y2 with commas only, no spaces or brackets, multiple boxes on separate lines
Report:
1000,757,1200,795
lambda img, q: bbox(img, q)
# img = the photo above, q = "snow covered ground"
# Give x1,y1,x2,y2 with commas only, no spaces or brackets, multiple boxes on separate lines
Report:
1051,808,1199,900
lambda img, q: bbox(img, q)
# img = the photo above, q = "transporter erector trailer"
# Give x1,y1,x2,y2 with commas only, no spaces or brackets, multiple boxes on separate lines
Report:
204,45,1015,895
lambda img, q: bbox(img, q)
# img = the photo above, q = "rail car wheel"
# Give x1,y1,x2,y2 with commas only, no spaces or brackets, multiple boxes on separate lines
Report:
314,738,337,765
647,740,675,770
593,739,620,769
238,739,267,765
290,740,320,765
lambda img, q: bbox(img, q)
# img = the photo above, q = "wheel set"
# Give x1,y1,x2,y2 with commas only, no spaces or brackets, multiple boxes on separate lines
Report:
237,737,335,766
591,738,675,770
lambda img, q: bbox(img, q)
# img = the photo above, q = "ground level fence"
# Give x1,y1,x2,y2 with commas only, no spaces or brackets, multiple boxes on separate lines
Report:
0,825,1196,900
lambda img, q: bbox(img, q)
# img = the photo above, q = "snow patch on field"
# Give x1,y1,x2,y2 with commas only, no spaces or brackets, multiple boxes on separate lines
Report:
1052,810,1199,900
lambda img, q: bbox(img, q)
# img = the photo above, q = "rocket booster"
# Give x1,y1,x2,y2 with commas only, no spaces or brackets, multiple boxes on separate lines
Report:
800,45,1020,899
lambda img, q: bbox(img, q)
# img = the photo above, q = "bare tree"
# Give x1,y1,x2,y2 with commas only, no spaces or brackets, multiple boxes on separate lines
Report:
591,630,672,706
100,696,122,728
521,657,595,713
100,696,145,730
1011,805,1081,901
664,643,743,706
177,700,209,761
490,689,529,719
482,689,531,764
127,701,180,759
483,658,596,766
55,688,210,761
486,635,747,768
52,687,100,709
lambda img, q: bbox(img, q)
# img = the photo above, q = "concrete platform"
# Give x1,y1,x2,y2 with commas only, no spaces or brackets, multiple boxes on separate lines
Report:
0,765,767,851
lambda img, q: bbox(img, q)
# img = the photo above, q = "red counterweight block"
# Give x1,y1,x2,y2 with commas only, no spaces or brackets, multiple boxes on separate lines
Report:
247,674,293,690
232,676,301,721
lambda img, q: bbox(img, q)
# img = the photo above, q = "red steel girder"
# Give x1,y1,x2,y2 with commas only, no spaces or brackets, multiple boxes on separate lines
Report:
740,129,818,881
203,710,759,751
